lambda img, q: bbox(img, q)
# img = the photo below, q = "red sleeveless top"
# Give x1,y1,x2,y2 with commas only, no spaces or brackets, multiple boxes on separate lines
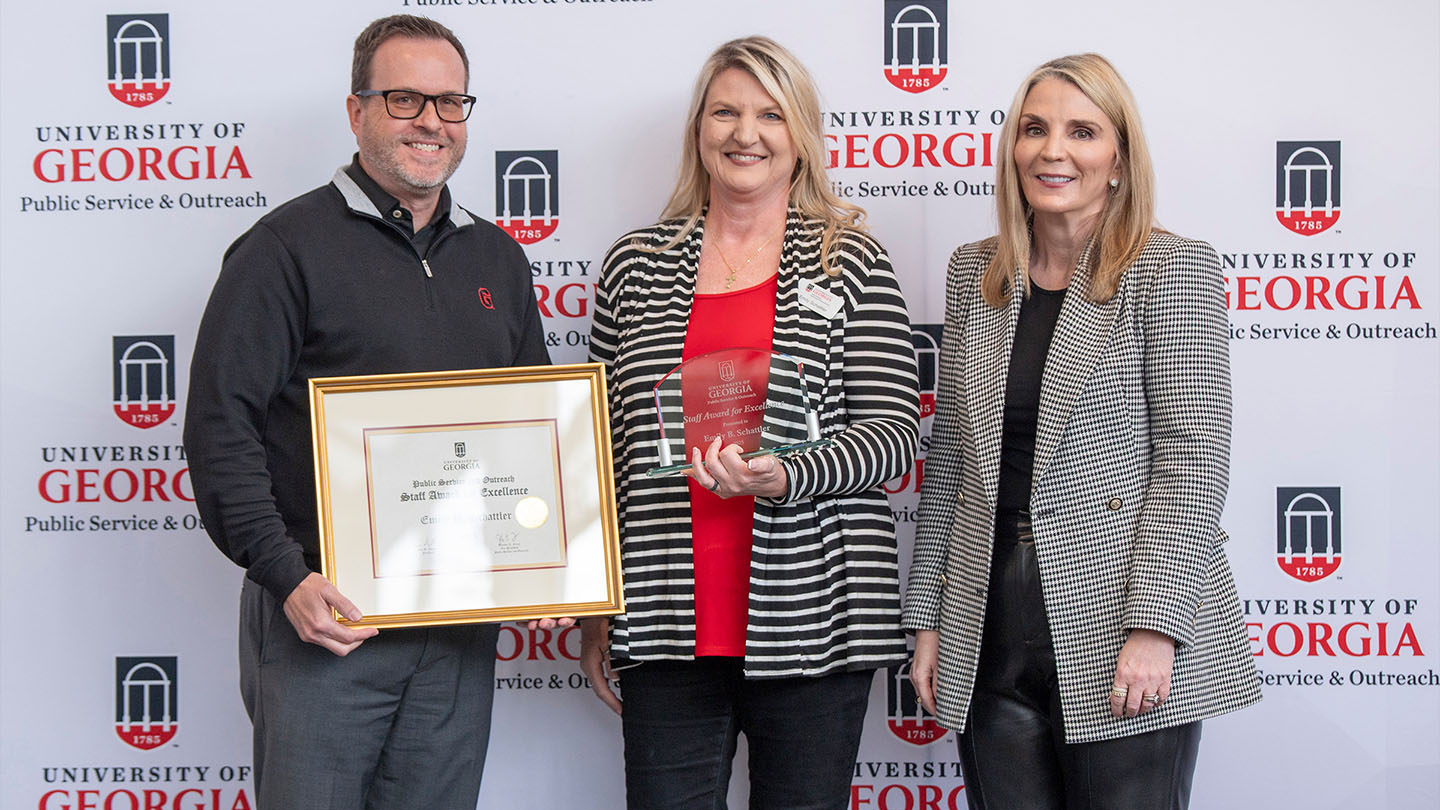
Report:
682,275,777,656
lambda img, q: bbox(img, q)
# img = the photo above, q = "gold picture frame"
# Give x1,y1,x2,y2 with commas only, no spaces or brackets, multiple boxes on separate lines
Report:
309,363,622,628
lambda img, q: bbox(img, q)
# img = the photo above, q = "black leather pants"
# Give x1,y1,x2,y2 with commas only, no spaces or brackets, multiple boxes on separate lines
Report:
957,516,1202,810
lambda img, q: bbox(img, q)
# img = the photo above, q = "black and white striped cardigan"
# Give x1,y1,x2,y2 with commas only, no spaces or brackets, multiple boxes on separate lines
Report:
589,210,919,677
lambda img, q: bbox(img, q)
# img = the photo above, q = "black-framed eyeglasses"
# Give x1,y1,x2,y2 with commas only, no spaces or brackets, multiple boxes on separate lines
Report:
355,89,476,123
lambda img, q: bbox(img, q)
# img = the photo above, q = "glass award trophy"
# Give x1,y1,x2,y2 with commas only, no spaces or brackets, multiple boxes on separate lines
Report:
646,348,834,478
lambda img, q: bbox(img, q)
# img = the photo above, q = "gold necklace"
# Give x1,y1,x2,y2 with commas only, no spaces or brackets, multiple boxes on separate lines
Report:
711,229,780,290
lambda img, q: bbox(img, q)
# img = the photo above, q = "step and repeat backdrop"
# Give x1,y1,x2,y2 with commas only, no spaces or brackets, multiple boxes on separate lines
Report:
2,1,1436,808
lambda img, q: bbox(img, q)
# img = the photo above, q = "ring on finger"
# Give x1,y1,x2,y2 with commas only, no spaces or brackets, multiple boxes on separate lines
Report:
1142,693,1159,705
1110,685,1128,699
706,478,720,492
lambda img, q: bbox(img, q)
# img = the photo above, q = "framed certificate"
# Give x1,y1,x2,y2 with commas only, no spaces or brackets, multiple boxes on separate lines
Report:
309,363,622,628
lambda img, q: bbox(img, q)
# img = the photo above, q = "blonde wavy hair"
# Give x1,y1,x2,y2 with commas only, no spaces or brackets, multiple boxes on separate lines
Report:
654,36,865,273
983,53,1156,306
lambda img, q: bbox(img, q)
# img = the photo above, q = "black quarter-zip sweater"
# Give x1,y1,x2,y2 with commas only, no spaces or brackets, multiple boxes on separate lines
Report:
185,159,551,602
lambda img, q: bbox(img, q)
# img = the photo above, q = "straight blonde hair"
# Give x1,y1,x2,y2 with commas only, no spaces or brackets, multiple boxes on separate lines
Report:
983,53,1155,306
654,36,865,272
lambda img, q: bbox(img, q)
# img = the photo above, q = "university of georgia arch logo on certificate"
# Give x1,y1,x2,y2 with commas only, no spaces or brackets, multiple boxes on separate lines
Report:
1275,141,1340,236
1275,487,1342,582
495,150,559,245
115,656,178,750
113,335,177,429
106,14,171,108
883,1,948,94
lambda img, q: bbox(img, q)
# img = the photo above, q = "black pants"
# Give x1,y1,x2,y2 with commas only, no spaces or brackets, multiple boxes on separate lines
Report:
619,658,874,810
958,519,1201,810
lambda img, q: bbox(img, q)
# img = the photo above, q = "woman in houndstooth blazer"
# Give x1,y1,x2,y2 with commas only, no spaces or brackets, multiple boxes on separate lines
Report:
903,54,1260,809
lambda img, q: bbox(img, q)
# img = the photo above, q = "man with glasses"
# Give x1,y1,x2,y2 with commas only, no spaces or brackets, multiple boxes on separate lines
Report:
185,14,548,809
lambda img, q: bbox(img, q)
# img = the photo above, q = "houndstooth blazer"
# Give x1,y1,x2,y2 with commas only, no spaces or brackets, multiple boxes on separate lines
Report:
902,231,1261,743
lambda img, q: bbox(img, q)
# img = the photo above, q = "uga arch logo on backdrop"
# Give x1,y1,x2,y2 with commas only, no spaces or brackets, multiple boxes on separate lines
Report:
115,656,178,750
1275,486,1342,582
1275,141,1340,236
113,336,176,429
910,324,943,419
495,150,559,245
106,14,170,108
883,662,946,745
883,0,948,93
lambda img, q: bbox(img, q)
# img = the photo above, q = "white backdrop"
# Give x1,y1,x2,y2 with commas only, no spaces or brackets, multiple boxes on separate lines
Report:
2,1,1437,808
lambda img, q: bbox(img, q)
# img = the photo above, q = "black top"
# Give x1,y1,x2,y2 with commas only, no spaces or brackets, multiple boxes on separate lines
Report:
995,283,1067,518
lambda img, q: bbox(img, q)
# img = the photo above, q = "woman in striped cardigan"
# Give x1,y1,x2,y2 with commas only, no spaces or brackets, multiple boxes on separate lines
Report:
579,36,920,810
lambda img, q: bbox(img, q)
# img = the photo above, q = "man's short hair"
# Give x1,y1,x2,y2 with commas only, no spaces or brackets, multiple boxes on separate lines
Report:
351,15,469,93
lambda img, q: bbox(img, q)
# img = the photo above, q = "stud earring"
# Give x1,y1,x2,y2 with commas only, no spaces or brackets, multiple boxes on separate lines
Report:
1109,178,1119,188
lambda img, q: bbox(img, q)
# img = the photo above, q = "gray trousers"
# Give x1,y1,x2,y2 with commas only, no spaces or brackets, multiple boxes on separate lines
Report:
239,579,499,809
